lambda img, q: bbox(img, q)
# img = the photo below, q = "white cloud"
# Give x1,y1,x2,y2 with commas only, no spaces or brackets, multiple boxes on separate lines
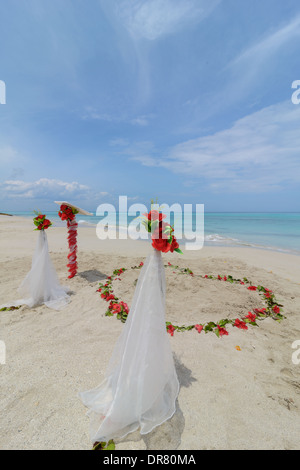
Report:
219,15,300,106
230,15,300,69
1,178,91,200
134,100,300,192
82,106,151,126
108,0,221,40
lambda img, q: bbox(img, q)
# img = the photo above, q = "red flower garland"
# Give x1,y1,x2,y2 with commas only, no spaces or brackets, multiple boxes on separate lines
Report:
58,204,78,279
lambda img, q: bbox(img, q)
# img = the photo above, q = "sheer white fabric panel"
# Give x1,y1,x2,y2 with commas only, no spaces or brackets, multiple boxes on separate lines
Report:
79,249,179,442
1,231,70,310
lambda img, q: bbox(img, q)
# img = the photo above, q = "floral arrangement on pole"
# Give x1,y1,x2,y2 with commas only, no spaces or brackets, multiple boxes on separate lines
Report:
33,212,52,231
142,209,183,254
58,204,79,279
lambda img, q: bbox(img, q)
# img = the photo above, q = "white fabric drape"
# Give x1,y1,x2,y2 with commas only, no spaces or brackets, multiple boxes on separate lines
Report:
79,249,179,443
1,231,70,310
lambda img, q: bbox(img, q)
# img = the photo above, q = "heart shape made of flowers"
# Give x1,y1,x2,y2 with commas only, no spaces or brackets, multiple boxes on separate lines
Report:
97,262,285,338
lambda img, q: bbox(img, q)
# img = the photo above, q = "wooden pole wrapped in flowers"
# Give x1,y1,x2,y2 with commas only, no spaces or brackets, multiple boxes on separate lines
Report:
58,204,78,279
54,201,92,279
79,208,182,448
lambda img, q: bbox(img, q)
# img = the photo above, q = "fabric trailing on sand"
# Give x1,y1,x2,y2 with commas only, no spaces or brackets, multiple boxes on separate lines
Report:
79,249,179,442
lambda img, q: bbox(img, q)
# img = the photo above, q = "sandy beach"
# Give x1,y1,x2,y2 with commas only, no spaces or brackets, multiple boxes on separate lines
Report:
0,214,300,450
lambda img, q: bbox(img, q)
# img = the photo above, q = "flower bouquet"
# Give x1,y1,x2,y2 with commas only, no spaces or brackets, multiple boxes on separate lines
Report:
33,213,52,231
142,209,183,254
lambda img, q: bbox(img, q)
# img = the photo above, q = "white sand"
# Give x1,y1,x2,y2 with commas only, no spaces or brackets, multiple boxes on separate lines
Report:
0,215,300,450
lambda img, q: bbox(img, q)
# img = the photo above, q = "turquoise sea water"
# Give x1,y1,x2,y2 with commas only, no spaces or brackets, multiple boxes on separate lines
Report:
5,211,300,255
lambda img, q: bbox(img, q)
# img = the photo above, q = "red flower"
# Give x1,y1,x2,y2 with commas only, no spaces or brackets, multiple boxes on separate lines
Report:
106,294,115,302
272,305,280,314
217,325,229,336
144,210,167,222
233,319,248,330
151,225,172,253
253,308,267,315
217,275,222,280
167,324,175,336
59,204,75,221
223,276,227,281
170,236,179,253
42,219,51,229
248,286,257,291
245,312,257,322
112,303,121,314
120,301,129,314
240,281,245,285
195,324,203,334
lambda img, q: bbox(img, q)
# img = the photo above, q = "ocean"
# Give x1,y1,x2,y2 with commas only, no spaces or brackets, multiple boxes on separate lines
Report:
6,211,300,255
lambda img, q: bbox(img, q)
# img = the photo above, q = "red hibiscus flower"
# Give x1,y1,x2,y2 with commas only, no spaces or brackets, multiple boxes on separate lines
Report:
120,301,129,314
195,324,203,334
233,319,248,330
248,286,257,291
106,294,115,302
245,312,257,322
167,324,175,336
272,305,280,314
217,325,229,336
112,303,121,314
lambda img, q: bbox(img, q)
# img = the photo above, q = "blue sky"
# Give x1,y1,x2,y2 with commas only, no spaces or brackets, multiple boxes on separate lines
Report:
0,0,300,212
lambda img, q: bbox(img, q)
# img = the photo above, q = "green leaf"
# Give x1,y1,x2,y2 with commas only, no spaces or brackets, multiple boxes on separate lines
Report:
174,248,183,254
104,440,116,450
214,328,220,338
150,219,159,232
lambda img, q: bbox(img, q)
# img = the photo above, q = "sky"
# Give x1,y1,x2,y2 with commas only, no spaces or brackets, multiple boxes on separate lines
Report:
0,0,300,213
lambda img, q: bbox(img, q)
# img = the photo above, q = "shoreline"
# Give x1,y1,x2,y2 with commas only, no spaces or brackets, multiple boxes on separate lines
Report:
1,213,299,259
